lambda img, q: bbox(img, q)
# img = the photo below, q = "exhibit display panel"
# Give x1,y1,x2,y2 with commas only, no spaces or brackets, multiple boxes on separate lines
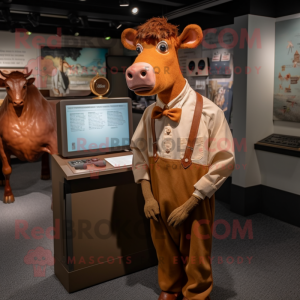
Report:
179,24,234,125
51,152,157,292
273,17,300,122
52,89,157,292
255,134,300,157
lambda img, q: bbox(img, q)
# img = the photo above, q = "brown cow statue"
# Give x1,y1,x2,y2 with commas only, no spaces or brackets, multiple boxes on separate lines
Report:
0,70,57,204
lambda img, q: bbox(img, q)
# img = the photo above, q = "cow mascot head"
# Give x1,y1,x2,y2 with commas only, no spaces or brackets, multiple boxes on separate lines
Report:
121,17,203,103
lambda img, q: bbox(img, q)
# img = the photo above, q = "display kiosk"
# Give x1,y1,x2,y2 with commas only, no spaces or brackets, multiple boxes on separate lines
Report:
52,79,157,293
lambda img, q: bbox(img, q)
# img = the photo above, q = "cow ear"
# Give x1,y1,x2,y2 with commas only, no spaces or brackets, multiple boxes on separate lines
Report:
27,77,35,85
121,28,137,50
0,78,5,87
178,24,203,49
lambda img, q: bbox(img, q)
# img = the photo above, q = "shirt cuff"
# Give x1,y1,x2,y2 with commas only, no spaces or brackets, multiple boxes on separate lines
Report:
193,189,205,200
132,164,150,183
194,176,217,199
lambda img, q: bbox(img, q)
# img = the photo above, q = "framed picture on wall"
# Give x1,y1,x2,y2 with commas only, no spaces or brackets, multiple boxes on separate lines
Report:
208,80,233,124
273,18,300,123
39,47,108,97
0,67,28,89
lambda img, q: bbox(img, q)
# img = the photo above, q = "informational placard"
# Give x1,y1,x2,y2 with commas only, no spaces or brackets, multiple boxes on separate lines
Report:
273,18,300,123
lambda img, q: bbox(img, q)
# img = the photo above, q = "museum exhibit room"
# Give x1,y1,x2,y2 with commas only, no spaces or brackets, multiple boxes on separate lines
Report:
0,0,300,299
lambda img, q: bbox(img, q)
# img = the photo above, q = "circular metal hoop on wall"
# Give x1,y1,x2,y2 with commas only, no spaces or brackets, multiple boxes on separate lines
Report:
90,73,110,99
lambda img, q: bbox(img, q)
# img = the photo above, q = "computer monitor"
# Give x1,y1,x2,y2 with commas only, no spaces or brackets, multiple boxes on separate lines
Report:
56,98,133,158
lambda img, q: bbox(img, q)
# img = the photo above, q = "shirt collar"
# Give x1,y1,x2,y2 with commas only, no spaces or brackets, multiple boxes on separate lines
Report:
156,79,190,109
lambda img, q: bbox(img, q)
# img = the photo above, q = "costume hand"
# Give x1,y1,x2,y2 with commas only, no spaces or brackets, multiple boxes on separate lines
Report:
167,195,200,227
141,179,160,221
144,198,160,221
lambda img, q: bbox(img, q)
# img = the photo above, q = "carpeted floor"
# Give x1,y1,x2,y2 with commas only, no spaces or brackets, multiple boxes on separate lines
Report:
0,159,300,300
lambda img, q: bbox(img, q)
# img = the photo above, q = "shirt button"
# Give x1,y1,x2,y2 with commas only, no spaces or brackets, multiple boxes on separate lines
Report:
185,158,188,162
166,128,171,135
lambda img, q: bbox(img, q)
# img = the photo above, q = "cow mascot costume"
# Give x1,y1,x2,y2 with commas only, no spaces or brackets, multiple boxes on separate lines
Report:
121,17,235,300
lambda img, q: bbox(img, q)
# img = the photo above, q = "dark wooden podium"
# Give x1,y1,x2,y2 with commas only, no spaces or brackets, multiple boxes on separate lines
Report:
51,152,157,293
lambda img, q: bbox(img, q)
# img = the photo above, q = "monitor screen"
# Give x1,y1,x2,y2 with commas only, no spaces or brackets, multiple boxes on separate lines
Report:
56,98,133,158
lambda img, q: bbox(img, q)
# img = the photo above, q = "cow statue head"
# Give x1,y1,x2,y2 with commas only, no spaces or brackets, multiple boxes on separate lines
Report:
121,17,203,103
0,70,35,107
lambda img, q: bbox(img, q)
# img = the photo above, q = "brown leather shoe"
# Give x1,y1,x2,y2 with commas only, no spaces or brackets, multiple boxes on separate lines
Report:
158,291,183,300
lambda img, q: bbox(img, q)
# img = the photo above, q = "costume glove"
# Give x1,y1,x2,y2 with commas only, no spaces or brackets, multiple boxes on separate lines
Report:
167,195,201,227
141,179,160,221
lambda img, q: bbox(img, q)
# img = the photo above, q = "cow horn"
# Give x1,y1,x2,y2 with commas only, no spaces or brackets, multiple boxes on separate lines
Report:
24,69,33,78
0,71,9,78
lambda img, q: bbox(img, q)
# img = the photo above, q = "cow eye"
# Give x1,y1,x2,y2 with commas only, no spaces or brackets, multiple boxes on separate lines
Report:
6,86,10,90
136,43,143,55
156,41,168,53
23,85,26,89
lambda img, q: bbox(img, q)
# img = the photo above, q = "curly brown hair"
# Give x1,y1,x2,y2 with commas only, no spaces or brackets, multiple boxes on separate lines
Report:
135,17,179,42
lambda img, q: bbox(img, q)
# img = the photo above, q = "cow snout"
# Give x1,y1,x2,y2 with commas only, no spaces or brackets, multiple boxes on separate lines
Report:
126,62,156,93
13,100,24,106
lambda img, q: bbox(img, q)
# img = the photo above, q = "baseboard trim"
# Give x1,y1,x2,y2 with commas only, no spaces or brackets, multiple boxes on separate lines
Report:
260,186,300,228
230,184,300,227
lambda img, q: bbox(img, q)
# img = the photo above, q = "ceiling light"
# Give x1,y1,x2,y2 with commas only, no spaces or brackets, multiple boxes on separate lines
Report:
74,32,80,36
26,31,32,35
131,7,139,15
119,0,129,6
117,24,122,29
104,32,111,40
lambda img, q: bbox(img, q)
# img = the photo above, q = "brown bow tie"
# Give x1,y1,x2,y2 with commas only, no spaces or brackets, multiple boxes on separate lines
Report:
151,105,182,123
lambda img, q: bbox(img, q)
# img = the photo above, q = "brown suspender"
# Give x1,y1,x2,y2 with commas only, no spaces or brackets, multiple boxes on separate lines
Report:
151,92,203,168
151,118,159,162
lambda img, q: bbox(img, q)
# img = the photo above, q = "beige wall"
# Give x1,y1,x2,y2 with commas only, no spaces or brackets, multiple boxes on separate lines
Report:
232,14,300,195
0,30,124,98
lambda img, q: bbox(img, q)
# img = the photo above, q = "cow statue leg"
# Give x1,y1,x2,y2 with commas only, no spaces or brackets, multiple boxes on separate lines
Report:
0,160,4,186
41,152,50,180
0,138,14,203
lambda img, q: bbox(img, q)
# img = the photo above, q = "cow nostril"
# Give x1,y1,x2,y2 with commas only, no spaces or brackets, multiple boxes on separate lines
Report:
127,72,133,79
141,71,147,77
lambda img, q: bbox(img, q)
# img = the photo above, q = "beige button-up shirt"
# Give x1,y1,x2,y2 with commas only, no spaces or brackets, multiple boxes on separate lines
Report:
131,80,235,200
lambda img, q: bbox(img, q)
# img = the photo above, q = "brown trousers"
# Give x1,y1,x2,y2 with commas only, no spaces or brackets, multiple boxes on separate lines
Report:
149,156,215,300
